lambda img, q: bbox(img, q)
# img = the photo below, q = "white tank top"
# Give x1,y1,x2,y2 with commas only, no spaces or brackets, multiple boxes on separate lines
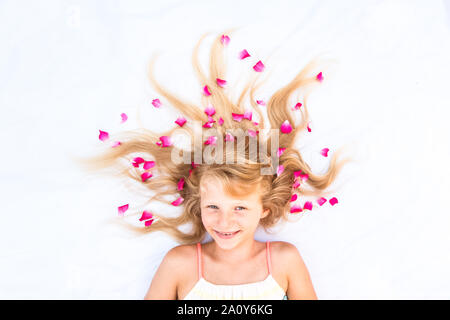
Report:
183,241,288,300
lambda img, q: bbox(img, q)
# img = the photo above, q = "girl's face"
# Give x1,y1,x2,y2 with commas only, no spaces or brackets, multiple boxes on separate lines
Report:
200,177,269,250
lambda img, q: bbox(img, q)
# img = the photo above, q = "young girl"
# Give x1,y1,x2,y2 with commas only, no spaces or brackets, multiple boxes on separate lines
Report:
77,30,351,300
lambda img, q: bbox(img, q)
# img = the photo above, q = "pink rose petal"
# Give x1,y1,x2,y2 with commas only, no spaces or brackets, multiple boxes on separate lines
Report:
303,201,313,210
253,60,265,72
243,110,252,121
280,120,293,134
256,100,266,106
143,161,155,170
290,204,303,214
159,136,172,147
188,169,193,177
120,113,128,123
175,116,187,127
221,35,230,46
320,148,329,157
307,122,312,132
203,85,211,96
111,141,121,148
204,136,217,146
152,99,161,108
294,102,302,110
239,49,250,60
291,194,298,202
139,210,153,221
317,197,327,206
171,197,184,206
218,117,224,126
316,72,324,82
248,129,257,137
232,113,244,122
216,78,227,88
99,130,109,141
191,162,199,169
118,204,129,216
203,121,215,128
141,171,152,182
329,197,338,206
204,104,216,117
145,219,154,227
292,179,301,189
277,148,286,157
156,141,161,146
299,173,309,182
225,133,234,141
276,165,284,177
177,177,185,191
132,157,145,167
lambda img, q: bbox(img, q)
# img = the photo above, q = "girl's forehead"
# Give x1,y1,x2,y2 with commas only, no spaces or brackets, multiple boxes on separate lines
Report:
200,176,260,200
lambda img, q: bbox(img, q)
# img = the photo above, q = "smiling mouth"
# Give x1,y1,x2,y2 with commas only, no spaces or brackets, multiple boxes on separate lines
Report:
214,230,241,238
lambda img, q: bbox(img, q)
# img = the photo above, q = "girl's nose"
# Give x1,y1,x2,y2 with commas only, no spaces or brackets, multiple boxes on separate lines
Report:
216,210,234,228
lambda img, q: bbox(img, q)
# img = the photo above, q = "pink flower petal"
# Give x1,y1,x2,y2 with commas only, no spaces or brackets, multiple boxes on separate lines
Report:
316,72,324,82
317,197,327,206
139,210,153,221
256,100,266,106
141,171,152,182
239,49,250,60
171,197,184,206
277,148,286,157
202,122,214,128
204,104,216,117
294,102,302,110
204,136,217,146
253,60,265,72
118,204,129,216
320,148,329,157
191,162,199,169
307,122,312,132
159,136,172,147
221,35,230,46
280,120,293,134
329,197,338,206
292,179,301,189
293,170,302,178
156,141,161,146
232,113,244,122
111,141,121,148
143,161,155,170
188,169,193,177
177,177,185,191
248,129,257,137
132,157,145,167
99,130,109,141
152,99,161,108
225,133,234,141
218,117,224,126
243,110,252,121
276,165,284,177
290,204,303,214
203,85,211,96
175,116,187,127
291,194,298,202
216,78,227,88
303,201,313,210
145,219,154,227
120,113,128,123
299,173,309,182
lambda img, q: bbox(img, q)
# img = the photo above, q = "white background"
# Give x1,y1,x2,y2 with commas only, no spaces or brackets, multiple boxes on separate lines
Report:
1,0,450,299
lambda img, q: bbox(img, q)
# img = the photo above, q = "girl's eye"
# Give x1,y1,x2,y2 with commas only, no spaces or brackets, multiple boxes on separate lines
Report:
235,206,247,211
207,205,219,209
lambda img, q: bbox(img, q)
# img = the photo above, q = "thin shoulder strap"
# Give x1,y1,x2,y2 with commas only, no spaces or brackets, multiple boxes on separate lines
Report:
196,242,203,280
266,241,273,275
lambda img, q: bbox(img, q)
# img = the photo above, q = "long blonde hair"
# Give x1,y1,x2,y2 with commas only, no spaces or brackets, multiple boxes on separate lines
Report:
73,30,353,244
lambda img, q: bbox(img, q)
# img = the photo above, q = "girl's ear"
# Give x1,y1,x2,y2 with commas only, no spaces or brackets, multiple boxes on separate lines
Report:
261,208,270,219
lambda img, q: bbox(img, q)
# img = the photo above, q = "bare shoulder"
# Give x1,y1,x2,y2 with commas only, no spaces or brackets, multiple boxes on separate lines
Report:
144,244,197,300
270,241,317,300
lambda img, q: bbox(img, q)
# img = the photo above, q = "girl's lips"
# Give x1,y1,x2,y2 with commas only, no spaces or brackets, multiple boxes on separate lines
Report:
214,230,241,239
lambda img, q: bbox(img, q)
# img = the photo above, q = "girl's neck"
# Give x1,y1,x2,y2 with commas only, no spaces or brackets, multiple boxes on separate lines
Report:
206,238,261,266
